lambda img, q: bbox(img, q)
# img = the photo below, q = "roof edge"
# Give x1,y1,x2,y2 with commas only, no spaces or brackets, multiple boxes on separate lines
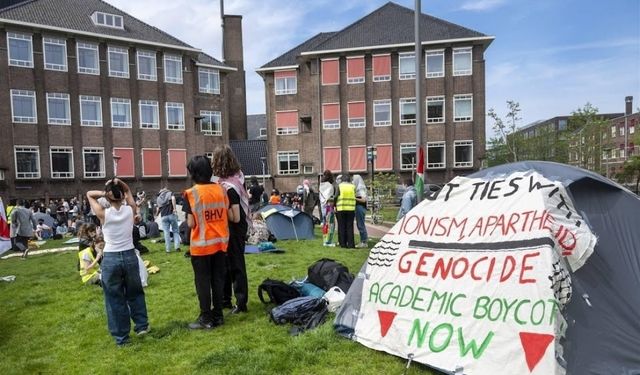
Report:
195,62,237,71
255,64,299,73
0,17,202,52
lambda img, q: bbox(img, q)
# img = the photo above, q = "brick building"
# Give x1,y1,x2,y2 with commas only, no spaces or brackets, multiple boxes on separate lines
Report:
0,0,246,203
257,2,493,191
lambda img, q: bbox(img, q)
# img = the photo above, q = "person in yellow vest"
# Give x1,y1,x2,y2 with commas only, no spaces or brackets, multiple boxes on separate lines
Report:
182,155,235,329
78,239,103,285
335,173,356,248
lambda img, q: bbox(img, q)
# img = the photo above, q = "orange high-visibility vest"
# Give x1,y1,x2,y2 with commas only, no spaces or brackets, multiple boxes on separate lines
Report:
184,183,229,256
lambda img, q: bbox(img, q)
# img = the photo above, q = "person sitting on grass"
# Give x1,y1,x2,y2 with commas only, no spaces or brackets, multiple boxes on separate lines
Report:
78,239,103,285
35,219,53,240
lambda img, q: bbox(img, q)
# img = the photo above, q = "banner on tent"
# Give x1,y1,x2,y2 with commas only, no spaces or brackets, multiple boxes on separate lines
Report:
353,171,597,375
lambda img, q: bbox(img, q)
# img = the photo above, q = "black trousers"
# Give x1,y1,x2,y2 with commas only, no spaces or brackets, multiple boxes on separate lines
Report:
336,210,355,248
224,235,248,308
191,252,226,322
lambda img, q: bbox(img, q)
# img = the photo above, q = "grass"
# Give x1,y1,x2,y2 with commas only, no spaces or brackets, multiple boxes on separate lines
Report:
0,233,436,375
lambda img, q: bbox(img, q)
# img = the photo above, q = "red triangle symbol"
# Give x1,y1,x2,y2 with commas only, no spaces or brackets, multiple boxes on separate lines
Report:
378,310,397,338
519,332,554,371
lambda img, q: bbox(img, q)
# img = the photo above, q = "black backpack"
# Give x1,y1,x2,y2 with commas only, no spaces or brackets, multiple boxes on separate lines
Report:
307,258,355,292
258,279,300,305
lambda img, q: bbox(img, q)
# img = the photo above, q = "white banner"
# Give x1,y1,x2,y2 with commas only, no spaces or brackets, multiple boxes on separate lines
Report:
0,197,12,256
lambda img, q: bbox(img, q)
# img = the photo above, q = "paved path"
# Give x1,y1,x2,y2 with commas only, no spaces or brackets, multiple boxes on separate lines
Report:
365,222,394,239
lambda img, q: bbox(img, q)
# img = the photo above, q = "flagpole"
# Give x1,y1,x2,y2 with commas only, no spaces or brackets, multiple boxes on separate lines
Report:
414,0,424,201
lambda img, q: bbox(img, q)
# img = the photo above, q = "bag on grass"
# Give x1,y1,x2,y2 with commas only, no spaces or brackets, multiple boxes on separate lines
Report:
291,281,326,298
270,296,327,327
258,279,300,305
307,258,354,292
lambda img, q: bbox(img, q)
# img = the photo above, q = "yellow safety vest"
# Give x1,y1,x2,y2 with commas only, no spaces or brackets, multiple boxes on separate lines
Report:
6,205,15,224
78,248,99,284
185,183,229,256
336,183,356,212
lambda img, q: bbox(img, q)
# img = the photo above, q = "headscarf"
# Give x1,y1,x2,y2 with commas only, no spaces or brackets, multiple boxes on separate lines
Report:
219,171,252,228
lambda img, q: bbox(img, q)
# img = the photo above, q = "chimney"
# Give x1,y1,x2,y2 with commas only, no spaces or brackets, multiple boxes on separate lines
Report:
625,96,633,116
222,14,247,140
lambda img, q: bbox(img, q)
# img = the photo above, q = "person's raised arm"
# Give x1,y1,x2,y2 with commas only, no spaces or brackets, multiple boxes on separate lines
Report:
86,190,106,224
118,179,140,221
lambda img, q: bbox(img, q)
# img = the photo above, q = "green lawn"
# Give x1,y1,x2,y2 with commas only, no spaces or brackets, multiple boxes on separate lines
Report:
0,235,436,374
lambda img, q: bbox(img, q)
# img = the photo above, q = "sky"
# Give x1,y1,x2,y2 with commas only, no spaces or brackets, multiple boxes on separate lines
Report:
104,0,640,138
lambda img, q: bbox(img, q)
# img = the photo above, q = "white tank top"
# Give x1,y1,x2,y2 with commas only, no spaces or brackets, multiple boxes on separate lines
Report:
102,205,134,252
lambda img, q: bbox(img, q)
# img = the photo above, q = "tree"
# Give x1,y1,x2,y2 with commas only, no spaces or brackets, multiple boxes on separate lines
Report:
618,156,640,193
568,103,609,175
488,100,522,163
370,172,398,205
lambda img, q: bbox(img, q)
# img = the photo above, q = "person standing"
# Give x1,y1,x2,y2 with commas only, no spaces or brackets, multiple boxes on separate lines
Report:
319,170,336,246
182,155,232,329
302,179,318,218
334,173,356,249
10,200,36,257
397,178,418,220
352,174,369,248
156,187,181,253
212,145,250,314
86,178,149,346
247,176,264,213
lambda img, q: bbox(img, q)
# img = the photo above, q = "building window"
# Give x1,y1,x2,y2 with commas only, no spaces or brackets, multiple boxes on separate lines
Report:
399,52,415,80
113,148,135,177
259,128,267,137
321,58,339,85
80,96,102,126
0,170,4,181
50,147,74,178
111,98,132,128
43,37,67,71
164,54,183,84
83,148,105,178
454,94,473,122
347,56,365,84
10,89,37,123
91,12,124,29
276,110,299,135
348,102,365,128
454,140,473,168
137,50,157,81
453,47,472,76
619,125,625,137
199,67,220,94
142,149,162,177
322,103,340,129
200,110,222,136
348,146,367,172
400,143,416,170
303,165,314,174
630,124,635,134
14,146,40,179
77,42,99,74
427,142,445,169
558,119,567,131
168,149,188,177
7,32,33,67
108,46,129,78
374,99,391,126
611,125,616,138
46,93,71,125
400,98,416,125
374,144,393,171
323,147,341,172
166,102,185,130
277,151,299,175
275,70,296,95
139,100,159,129
427,96,445,123
425,50,444,78
372,54,391,82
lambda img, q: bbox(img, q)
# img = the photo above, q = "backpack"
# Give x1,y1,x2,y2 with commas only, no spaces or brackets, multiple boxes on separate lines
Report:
258,279,300,305
270,296,328,332
307,258,355,292
156,190,172,208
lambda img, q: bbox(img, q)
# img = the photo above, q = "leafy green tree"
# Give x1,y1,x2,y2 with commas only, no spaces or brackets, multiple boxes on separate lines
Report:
568,103,609,175
370,172,398,204
488,100,522,163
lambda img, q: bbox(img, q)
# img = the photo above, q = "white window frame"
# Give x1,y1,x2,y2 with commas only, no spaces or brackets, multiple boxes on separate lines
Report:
198,67,220,94
46,93,71,125
200,110,222,136
166,102,185,130
619,126,625,137
630,124,635,135
400,98,416,125
611,125,617,138
274,74,297,95
348,101,366,128
49,146,74,179
80,95,102,126
164,54,183,84
76,42,99,75
91,12,124,29
303,165,314,174
139,100,159,129
83,147,106,178
277,151,300,175
43,37,67,71
425,49,444,78
426,96,445,123
372,54,391,82
400,143,416,171
110,98,132,128
346,56,365,84
374,99,391,127
398,52,416,80
426,142,446,169
322,103,340,130
7,32,33,68
454,140,474,168
14,146,40,179
136,50,157,81
259,128,267,137
108,46,129,78
10,89,37,123
276,110,299,135
453,94,473,122
453,47,473,76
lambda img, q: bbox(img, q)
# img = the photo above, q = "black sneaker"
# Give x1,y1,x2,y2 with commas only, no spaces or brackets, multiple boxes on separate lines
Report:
184,251,191,258
230,305,248,314
188,319,214,330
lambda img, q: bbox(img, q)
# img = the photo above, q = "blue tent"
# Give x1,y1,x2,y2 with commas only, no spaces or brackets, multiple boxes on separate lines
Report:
257,204,314,240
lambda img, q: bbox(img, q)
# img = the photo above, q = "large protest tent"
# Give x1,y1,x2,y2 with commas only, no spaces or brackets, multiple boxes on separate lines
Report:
335,161,640,374
257,204,314,240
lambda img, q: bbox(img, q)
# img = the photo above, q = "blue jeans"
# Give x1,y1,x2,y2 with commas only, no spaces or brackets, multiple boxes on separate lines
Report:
161,214,181,252
101,250,148,345
355,204,368,243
